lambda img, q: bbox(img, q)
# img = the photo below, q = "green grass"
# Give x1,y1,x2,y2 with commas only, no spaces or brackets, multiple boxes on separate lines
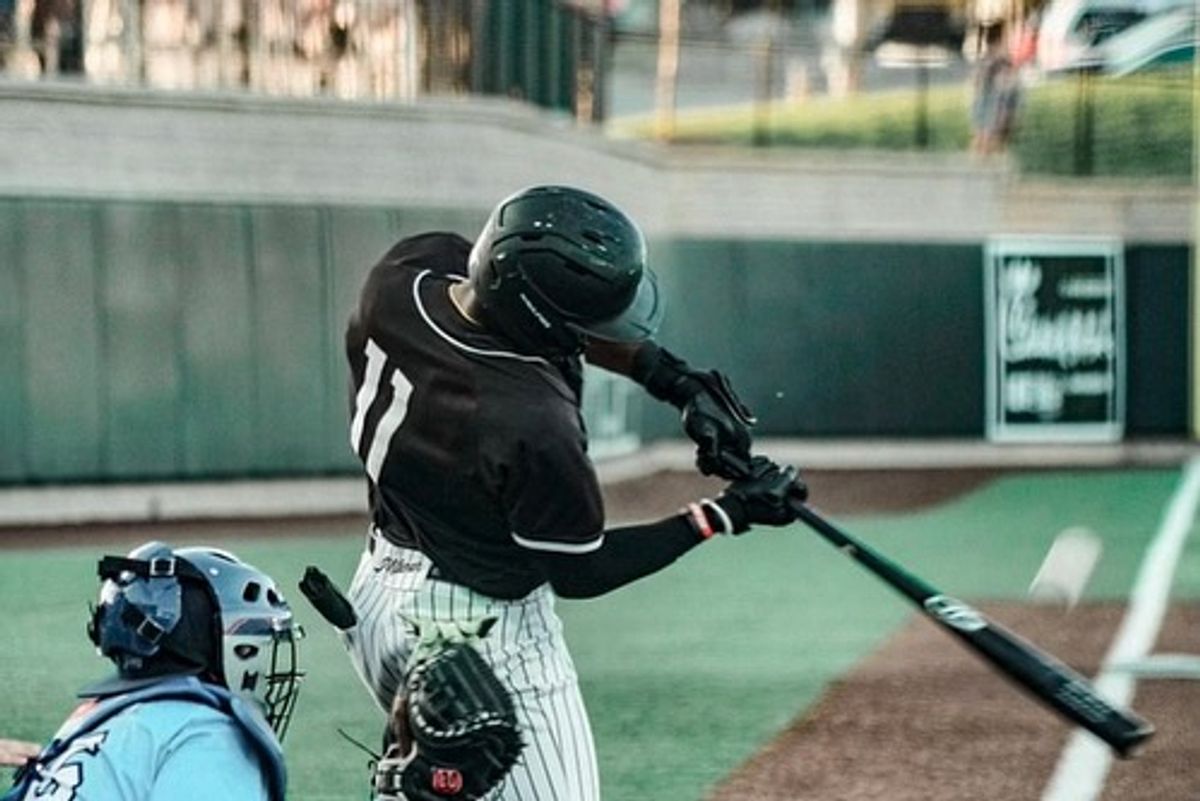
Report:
0,467,1191,801
610,84,973,152
1014,72,1194,178
610,71,1194,178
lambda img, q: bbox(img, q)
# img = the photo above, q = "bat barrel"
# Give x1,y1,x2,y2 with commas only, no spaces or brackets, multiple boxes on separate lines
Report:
788,499,1156,758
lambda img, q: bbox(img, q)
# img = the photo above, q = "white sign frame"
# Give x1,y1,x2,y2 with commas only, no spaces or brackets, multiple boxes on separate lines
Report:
985,236,1125,443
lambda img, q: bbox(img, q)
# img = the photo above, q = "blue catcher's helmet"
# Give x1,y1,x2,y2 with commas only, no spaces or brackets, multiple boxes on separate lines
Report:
87,541,304,738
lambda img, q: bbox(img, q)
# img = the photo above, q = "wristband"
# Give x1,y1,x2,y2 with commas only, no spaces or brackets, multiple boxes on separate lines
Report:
700,498,734,535
711,494,750,535
683,502,715,539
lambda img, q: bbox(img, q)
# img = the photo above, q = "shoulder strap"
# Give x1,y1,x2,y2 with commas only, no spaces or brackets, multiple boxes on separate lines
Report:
220,691,289,801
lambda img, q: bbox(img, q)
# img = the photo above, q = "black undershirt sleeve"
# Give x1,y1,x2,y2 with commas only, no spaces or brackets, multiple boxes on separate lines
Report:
532,514,706,600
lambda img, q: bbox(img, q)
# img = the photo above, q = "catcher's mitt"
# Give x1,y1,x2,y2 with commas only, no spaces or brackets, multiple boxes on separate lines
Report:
375,641,523,801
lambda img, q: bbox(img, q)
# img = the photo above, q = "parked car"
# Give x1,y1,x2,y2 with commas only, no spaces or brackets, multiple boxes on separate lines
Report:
1036,0,1149,72
1100,6,1196,75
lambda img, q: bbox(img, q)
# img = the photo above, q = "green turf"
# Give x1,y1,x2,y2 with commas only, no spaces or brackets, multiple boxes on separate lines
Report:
840,468,1191,602
0,467,1191,800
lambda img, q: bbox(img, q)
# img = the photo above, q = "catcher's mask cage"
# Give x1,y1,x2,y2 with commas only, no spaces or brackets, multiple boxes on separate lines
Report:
467,185,664,357
87,541,304,739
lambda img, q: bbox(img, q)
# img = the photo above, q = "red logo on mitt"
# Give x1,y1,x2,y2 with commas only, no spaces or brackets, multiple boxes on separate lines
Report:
431,767,464,796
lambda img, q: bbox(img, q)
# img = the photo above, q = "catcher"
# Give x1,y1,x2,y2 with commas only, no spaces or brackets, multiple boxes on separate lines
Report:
306,185,803,801
4,541,303,801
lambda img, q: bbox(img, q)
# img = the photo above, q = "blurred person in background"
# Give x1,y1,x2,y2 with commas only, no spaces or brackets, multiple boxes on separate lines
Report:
323,184,804,800
971,21,1021,154
1,542,303,801
32,0,81,73
1010,10,1041,70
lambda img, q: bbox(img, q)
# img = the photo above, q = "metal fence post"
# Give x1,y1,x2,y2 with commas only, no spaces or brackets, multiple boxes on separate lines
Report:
915,59,930,149
1074,70,1095,176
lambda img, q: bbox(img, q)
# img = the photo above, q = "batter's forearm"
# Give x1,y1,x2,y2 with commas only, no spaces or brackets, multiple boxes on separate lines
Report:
536,516,704,599
582,338,646,377
587,340,714,411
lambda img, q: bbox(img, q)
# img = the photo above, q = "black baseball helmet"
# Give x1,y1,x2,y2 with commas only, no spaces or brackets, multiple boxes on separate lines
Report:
467,186,664,357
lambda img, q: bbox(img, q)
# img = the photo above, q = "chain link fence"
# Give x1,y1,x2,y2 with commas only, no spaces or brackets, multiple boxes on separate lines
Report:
0,0,608,119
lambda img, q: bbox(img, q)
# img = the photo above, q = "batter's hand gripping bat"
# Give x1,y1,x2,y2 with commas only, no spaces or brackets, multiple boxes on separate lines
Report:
786,497,1155,757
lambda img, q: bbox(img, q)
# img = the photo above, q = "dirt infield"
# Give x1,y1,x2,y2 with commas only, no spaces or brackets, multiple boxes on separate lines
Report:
705,601,1200,801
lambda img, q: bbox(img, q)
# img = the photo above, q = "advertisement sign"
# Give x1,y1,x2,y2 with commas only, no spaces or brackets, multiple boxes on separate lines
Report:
985,237,1125,442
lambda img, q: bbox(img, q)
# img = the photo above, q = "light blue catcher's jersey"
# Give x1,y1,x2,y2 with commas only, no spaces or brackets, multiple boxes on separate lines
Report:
7,677,284,801
18,700,269,801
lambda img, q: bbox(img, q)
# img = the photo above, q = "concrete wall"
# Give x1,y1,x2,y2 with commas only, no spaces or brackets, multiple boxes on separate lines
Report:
1,81,1191,243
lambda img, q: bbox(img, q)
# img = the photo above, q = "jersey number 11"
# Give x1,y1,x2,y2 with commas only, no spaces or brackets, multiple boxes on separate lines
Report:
350,338,414,482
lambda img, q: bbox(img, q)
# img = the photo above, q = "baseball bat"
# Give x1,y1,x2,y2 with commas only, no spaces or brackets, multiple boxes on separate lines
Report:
788,498,1155,757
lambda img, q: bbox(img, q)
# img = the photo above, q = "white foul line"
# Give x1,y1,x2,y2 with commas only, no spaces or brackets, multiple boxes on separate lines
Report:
1041,457,1200,801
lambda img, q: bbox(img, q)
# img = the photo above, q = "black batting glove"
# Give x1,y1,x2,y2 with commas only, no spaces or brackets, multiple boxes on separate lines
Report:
632,344,756,480
712,456,806,534
681,370,756,479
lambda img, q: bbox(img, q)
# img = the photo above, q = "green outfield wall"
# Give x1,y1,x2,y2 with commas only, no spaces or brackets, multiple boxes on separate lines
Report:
0,196,1188,484
644,239,1189,440
0,198,480,483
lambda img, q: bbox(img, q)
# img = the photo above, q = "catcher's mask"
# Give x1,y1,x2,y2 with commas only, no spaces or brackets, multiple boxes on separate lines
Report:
87,541,304,739
467,185,664,358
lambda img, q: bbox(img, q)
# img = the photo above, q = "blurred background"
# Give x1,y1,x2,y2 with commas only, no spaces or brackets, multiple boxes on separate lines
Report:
0,0,1193,487
1,0,1194,162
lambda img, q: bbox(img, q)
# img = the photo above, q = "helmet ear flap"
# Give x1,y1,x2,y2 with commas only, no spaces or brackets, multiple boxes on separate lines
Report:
470,247,583,357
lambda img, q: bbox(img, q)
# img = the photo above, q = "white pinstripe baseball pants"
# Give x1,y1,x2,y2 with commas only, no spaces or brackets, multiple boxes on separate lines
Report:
341,530,601,801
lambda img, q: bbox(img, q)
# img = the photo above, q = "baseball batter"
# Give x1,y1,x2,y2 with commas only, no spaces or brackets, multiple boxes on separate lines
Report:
338,186,802,800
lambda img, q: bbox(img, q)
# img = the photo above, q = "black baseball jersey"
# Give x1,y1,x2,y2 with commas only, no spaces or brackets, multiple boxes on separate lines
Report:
345,232,605,599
